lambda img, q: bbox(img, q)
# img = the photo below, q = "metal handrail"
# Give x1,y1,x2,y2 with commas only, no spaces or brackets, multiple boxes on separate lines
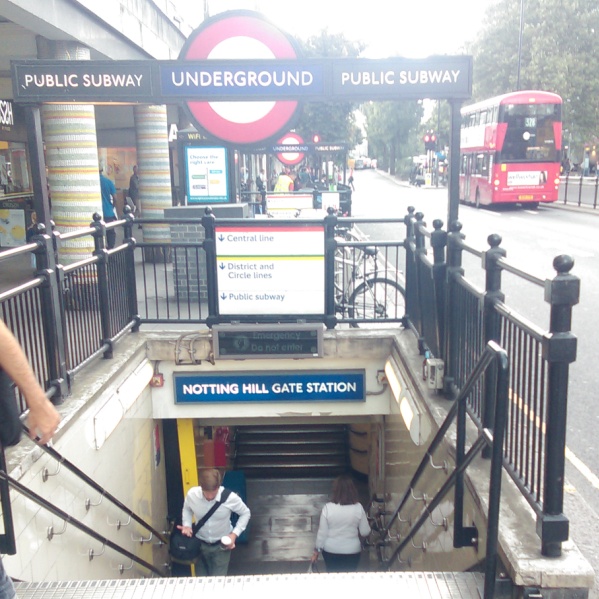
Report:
0,468,165,577
22,425,168,546
378,341,509,599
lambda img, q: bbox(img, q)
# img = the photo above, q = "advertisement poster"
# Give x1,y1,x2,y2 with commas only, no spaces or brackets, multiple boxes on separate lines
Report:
0,208,26,247
185,146,229,203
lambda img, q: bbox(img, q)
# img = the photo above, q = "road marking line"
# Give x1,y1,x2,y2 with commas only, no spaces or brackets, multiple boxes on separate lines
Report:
508,389,598,491
565,446,599,491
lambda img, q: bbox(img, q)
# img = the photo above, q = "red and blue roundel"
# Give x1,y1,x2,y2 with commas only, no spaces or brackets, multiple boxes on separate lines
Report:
277,132,305,165
179,11,301,146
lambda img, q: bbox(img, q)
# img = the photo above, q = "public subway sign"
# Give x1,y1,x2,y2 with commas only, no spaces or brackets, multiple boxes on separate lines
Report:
10,10,471,147
12,61,156,101
11,56,472,103
173,370,365,403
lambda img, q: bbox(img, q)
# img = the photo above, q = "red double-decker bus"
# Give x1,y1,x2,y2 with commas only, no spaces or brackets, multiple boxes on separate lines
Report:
460,90,562,208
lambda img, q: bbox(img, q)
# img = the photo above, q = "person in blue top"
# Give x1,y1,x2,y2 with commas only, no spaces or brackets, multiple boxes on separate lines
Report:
99,168,117,249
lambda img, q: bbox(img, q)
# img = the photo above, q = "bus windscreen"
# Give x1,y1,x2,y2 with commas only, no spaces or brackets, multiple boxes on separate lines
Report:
498,103,561,163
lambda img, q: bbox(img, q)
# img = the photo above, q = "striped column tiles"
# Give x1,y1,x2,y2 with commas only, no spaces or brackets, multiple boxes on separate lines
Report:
39,41,99,265
133,105,172,249
42,103,101,264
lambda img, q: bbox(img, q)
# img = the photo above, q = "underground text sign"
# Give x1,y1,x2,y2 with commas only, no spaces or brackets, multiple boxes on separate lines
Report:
174,371,365,403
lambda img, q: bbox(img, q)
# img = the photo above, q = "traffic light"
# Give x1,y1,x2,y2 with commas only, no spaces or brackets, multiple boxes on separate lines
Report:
424,130,437,152
312,133,321,143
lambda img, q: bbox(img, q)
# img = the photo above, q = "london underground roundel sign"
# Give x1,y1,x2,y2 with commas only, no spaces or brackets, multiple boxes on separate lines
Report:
179,11,301,146
276,132,305,165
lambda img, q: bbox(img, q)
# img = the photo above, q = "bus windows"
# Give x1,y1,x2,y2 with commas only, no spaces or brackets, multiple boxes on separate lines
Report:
498,103,559,163
460,154,468,175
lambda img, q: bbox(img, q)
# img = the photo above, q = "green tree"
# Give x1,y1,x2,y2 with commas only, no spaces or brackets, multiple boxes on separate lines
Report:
468,0,599,158
292,30,365,148
362,101,424,175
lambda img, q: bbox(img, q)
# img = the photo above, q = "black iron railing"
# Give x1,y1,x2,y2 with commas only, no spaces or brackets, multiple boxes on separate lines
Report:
372,341,509,599
0,205,577,558
560,172,599,209
405,212,578,558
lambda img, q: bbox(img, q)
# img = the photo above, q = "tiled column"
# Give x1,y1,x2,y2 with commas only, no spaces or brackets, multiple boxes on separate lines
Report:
38,40,100,264
133,105,172,254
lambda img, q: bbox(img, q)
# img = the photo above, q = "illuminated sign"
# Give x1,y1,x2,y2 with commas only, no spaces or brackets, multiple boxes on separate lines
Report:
12,57,472,104
213,323,324,359
185,145,230,203
174,370,365,403
215,224,325,315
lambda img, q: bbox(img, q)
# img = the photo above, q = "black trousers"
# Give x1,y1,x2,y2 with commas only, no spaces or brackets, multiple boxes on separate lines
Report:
322,550,361,572
104,215,117,249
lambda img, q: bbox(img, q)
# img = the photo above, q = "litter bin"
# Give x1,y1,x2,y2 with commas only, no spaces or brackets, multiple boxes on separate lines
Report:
337,183,352,216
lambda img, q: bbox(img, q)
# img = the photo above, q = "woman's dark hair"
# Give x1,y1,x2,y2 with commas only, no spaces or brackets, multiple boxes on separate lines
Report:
331,475,359,505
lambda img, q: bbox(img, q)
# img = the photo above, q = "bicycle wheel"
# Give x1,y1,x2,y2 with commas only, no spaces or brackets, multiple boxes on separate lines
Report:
348,277,405,326
333,247,352,317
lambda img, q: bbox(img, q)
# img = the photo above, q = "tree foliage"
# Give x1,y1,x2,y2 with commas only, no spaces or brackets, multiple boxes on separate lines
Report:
357,0,599,169
293,30,365,147
468,0,599,156
362,101,424,173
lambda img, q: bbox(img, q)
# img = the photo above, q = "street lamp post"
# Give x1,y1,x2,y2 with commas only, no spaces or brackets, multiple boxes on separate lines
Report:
516,0,524,90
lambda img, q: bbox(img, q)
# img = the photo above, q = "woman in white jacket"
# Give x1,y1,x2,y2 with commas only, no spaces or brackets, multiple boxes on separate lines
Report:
311,475,371,572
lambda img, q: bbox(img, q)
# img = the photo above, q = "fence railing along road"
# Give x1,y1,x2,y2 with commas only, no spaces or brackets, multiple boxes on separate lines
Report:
0,207,579,557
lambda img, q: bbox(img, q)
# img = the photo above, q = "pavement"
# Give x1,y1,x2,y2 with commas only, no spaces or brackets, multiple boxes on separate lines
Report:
1,175,597,295
376,169,599,216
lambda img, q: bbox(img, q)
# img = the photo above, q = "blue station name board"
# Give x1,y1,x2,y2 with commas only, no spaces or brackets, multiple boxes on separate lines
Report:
174,370,365,404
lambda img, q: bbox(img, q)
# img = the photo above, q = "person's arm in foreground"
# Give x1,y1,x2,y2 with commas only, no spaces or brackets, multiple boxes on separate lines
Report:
0,320,60,444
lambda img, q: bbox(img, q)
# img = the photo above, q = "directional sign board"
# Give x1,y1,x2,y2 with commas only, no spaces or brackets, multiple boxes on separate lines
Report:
213,324,324,359
215,224,325,315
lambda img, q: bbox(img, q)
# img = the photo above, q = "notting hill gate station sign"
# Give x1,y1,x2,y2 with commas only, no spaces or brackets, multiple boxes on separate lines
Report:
11,10,472,229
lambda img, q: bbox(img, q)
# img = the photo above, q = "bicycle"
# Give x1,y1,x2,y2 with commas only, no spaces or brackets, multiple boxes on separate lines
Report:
334,225,405,326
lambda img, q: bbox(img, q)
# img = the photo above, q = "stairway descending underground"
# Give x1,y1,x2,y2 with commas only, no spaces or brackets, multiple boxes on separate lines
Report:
233,424,349,478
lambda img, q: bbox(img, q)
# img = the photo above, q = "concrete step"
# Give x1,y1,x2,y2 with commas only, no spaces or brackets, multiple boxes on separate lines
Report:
14,572,485,597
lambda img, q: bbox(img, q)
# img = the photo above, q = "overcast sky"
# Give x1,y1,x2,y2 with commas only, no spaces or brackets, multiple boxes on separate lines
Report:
178,0,496,58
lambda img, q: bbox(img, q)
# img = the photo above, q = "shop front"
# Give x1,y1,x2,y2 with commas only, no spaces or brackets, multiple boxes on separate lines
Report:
0,100,34,249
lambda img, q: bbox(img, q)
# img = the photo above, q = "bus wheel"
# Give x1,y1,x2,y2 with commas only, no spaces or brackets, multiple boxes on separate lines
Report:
529,202,539,209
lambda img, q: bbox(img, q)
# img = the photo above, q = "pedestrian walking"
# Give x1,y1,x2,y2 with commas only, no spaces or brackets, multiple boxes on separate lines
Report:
311,475,371,573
